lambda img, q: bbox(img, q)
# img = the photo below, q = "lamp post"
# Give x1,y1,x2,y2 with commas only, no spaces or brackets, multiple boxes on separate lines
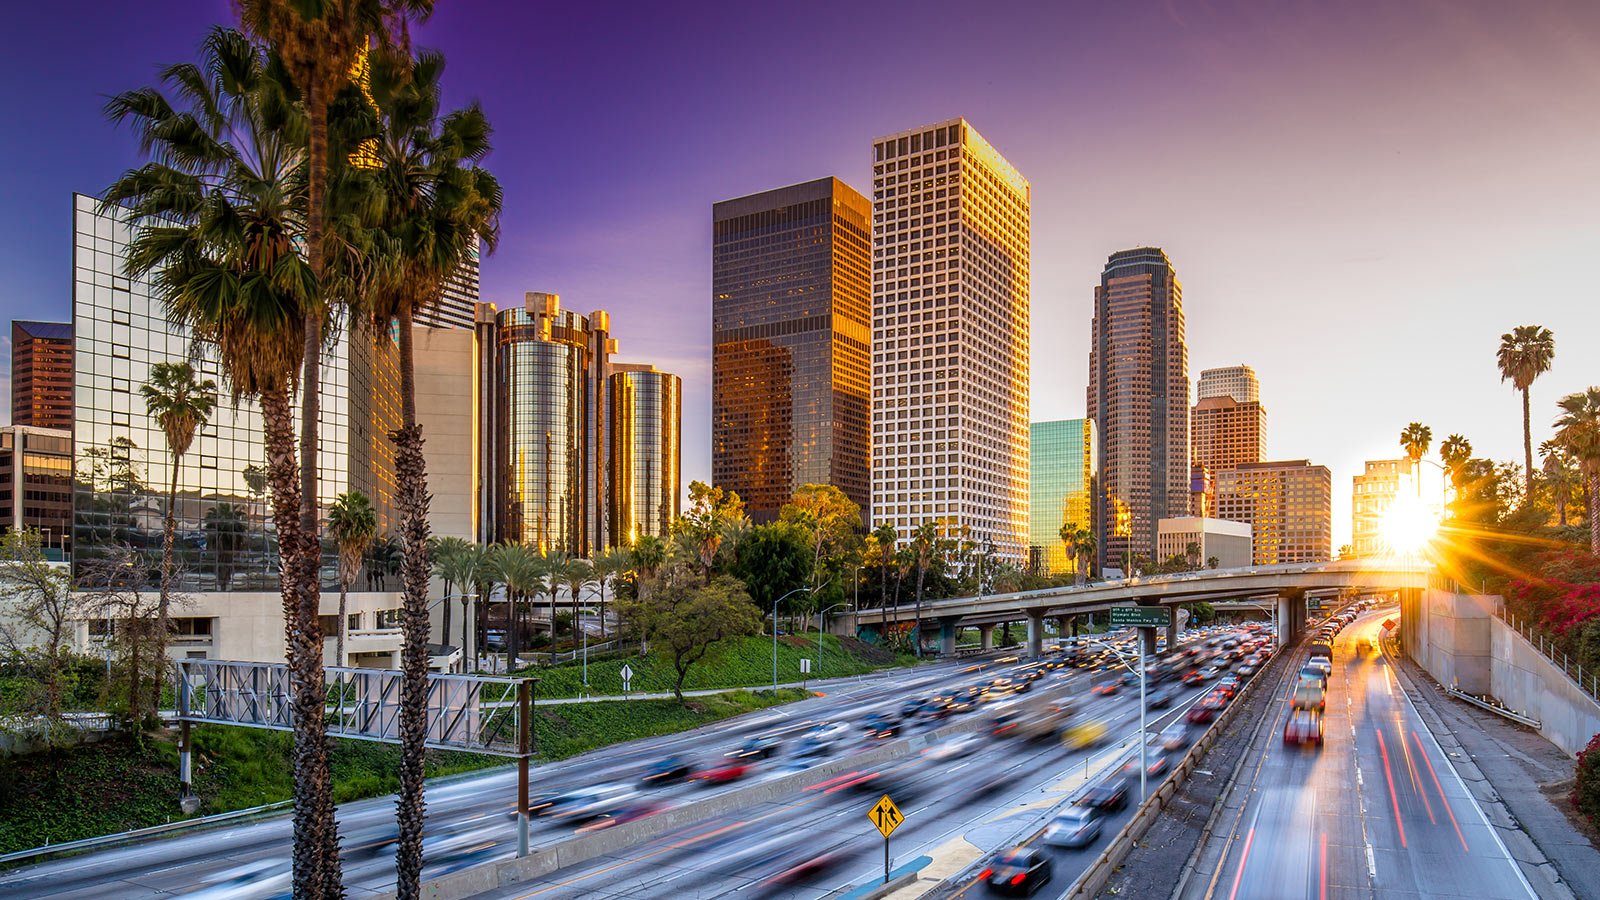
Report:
817,602,853,678
1085,635,1150,803
773,586,814,693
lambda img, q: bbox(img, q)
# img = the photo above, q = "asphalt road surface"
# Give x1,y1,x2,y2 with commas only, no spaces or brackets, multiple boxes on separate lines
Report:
1180,611,1538,900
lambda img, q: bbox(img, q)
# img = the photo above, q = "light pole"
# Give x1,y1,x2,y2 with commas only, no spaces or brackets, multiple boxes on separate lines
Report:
773,586,814,693
1085,634,1150,803
817,602,852,678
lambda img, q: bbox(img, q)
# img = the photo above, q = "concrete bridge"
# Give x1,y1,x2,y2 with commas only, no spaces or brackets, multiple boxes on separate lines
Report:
834,559,1427,657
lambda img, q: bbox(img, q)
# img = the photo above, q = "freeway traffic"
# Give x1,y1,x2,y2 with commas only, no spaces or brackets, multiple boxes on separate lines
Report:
0,623,1275,900
1179,609,1538,900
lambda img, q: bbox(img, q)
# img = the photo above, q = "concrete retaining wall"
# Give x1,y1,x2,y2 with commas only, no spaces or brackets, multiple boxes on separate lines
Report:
1489,622,1600,757
1410,588,1600,758
377,717,989,900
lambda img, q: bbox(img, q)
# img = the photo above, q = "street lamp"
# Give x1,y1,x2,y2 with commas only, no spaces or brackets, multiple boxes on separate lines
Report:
1084,634,1152,803
817,602,853,678
772,586,816,693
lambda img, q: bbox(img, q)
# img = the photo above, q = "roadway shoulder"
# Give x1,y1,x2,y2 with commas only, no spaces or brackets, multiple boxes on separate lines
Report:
1096,646,1296,900
1391,653,1597,900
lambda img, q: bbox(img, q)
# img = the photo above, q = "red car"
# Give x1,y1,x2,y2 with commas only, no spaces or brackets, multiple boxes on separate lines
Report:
1186,704,1216,724
1091,680,1121,696
692,760,751,784
1284,710,1324,746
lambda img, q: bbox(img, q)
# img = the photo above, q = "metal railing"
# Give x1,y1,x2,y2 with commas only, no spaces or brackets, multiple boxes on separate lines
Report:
1497,609,1600,705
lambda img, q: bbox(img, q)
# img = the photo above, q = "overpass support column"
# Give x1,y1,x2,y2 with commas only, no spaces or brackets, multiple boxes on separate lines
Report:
938,618,960,656
1027,610,1046,659
1054,616,1071,646
978,623,995,652
1166,611,1180,652
1277,594,1292,648
1071,615,1081,639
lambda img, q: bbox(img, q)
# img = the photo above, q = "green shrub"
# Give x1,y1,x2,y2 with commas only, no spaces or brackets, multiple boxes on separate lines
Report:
1575,731,1600,830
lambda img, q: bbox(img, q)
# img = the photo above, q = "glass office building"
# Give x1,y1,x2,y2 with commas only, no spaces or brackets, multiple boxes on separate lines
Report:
71,193,399,591
1028,419,1098,575
608,366,681,544
712,177,871,522
12,320,74,431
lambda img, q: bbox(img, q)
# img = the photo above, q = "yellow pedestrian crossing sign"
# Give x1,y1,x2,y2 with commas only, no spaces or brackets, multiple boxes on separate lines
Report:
869,793,904,839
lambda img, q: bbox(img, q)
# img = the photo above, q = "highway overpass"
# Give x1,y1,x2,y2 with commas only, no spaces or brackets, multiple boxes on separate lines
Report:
836,559,1427,656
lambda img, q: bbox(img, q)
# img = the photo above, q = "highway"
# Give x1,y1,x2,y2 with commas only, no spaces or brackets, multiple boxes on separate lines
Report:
1180,610,1537,900
0,627,1259,900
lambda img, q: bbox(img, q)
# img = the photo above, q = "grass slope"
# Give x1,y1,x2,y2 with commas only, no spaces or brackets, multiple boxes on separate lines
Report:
519,632,911,698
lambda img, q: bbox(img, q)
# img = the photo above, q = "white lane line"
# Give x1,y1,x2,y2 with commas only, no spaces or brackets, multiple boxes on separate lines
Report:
1385,643,1538,900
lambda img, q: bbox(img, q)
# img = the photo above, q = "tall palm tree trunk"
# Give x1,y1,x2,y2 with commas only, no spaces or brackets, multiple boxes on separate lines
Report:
336,579,349,667
1522,388,1535,501
262,386,337,898
1588,472,1599,554
392,308,434,900
155,455,181,718
913,565,926,658
461,596,471,669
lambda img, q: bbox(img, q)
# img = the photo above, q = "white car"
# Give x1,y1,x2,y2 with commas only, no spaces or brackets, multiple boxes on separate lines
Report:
1042,807,1102,848
925,733,983,762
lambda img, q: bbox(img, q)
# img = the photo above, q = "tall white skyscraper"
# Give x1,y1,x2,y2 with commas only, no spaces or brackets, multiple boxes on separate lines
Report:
869,118,1031,561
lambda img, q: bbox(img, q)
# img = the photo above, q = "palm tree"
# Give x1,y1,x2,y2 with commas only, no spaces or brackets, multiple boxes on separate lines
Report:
343,49,502,893
103,29,335,887
451,544,489,669
1541,440,1578,527
1400,423,1433,497
909,522,944,657
430,536,473,646
631,534,667,596
591,548,629,638
1059,521,1095,586
870,523,898,610
327,491,377,666
1439,434,1472,516
140,360,217,710
563,559,594,646
1497,325,1556,500
1553,388,1600,553
204,503,248,592
490,543,540,670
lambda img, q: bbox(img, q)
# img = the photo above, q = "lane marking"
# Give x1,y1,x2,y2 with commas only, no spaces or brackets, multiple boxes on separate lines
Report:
1226,826,1256,900
1397,721,1436,825
1411,729,1468,853
1319,831,1327,900
1375,727,1408,848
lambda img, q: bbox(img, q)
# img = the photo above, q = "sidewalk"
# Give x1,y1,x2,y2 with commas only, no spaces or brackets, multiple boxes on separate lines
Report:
1394,655,1600,900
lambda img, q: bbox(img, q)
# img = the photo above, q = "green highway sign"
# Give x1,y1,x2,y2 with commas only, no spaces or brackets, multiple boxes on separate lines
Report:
1110,606,1173,628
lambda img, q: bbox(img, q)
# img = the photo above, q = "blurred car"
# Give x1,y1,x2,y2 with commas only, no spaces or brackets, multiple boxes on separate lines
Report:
1235,663,1257,678
902,697,931,718
186,859,290,899
1042,807,1102,848
926,733,984,762
1147,685,1179,709
1186,703,1216,725
804,721,851,743
640,756,695,786
1077,777,1129,812
1182,668,1210,685
693,759,753,783
1062,719,1108,750
863,712,902,739
551,784,639,821
981,847,1054,896
1143,748,1170,776
731,735,782,759
1292,683,1326,711
1298,666,1329,689
576,800,667,832
1283,709,1324,746
1090,679,1121,696
1159,721,1190,751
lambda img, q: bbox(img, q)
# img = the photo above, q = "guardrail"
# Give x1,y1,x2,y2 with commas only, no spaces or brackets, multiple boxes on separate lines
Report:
1497,610,1600,704
1444,685,1542,728
0,799,294,867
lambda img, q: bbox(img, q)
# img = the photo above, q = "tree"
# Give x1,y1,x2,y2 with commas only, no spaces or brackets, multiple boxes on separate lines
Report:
591,547,629,639
673,481,746,581
1542,440,1580,528
733,522,813,617
1439,434,1473,518
908,521,951,656
0,529,82,734
562,558,594,645
103,30,337,887
328,492,377,666
868,523,898,610
450,543,489,668
1400,423,1433,497
429,536,473,643
617,576,762,701
140,360,217,705
1554,387,1600,553
631,535,667,594
205,503,248,592
1498,325,1556,501
1059,522,1095,586
343,46,502,896
490,543,540,668
780,484,861,593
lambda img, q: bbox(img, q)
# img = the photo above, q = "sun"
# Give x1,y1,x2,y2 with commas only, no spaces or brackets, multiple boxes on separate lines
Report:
1382,492,1439,556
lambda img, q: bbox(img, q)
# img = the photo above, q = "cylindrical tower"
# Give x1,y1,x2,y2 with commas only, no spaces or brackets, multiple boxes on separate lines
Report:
608,367,681,547
495,296,590,554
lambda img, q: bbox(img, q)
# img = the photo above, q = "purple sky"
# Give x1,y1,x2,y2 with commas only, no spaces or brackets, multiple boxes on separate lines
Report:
4,1,1598,545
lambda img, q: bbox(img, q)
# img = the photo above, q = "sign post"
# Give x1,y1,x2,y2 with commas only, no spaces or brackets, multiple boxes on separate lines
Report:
800,657,811,689
1108,606,1172,803
869,793,904,884
620,663,634,696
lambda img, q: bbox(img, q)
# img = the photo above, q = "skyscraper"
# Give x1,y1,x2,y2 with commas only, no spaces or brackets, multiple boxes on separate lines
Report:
711,177,871,522
870,118,1031,561
1352,458,1408,557
1191,395,1266,472
11,320,74,431
1196,364,1259,403
1215,459,1333,564
415,243,480,330
1028,419,1097,575
1087,247,1189,570
609,365,681,544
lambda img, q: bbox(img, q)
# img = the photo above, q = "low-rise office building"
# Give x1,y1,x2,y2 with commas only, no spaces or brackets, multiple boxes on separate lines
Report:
1157,516,1253,569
